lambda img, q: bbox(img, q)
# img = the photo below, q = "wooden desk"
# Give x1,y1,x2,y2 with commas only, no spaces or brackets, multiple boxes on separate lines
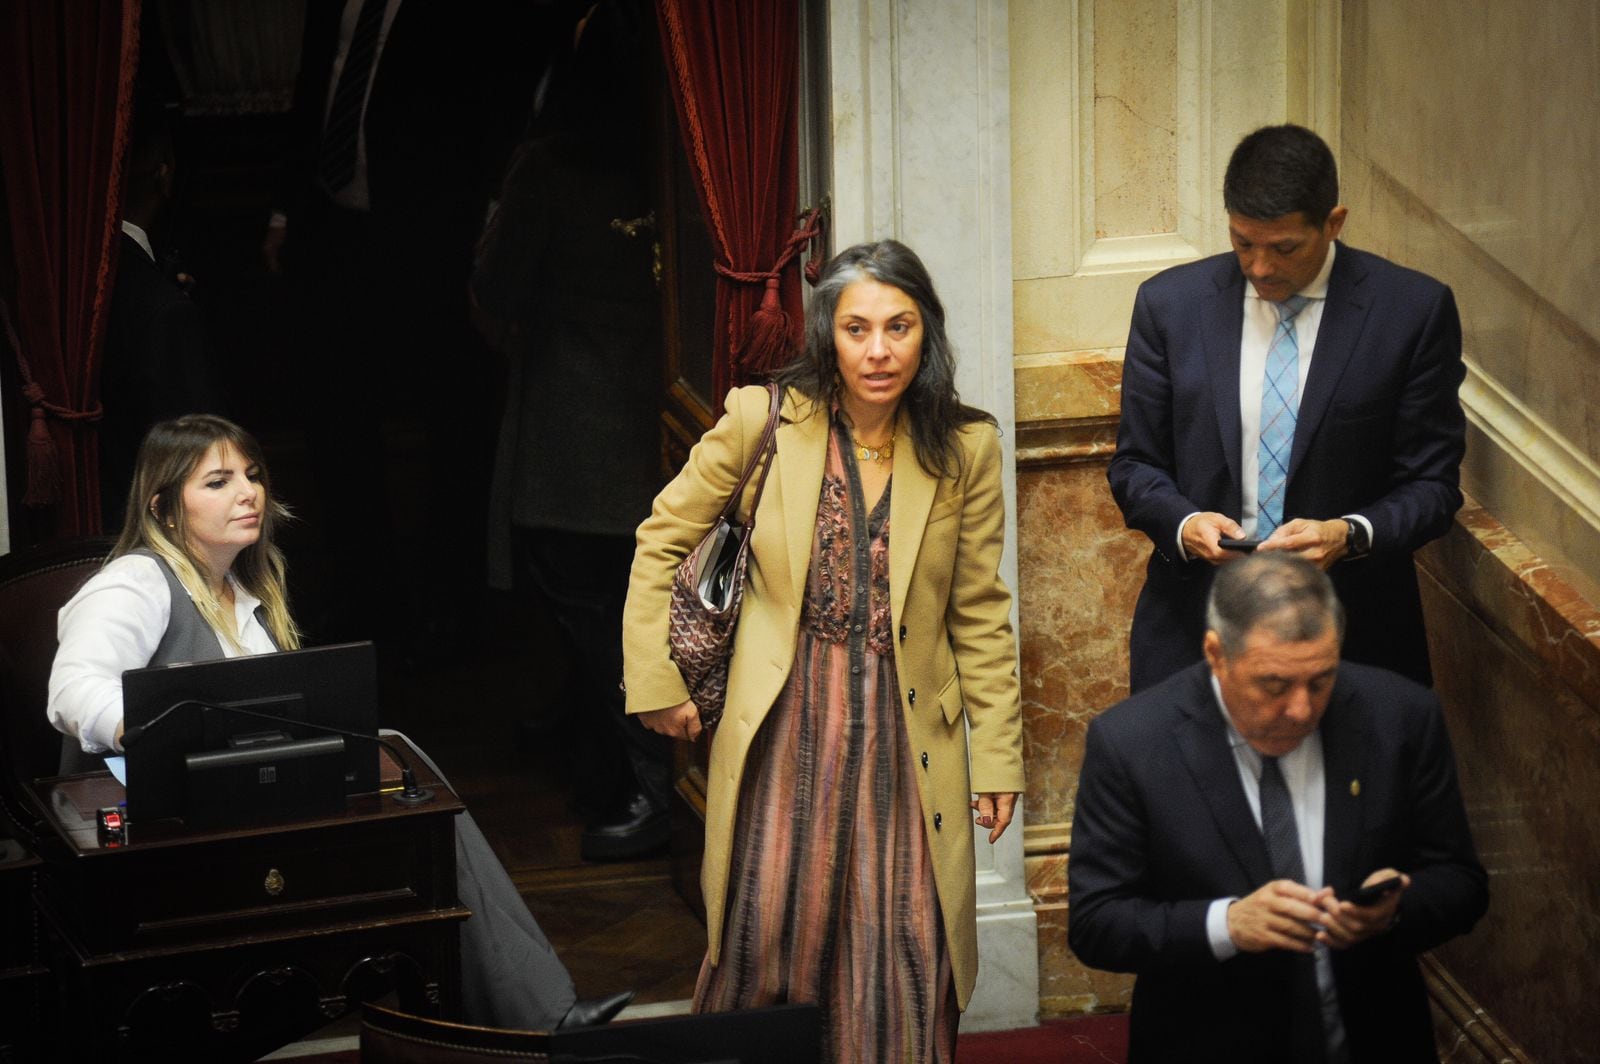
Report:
0,835,50,1062
26,735,469,1062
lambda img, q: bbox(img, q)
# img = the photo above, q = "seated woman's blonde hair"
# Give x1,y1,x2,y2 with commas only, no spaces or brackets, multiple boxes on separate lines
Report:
114,414,300,651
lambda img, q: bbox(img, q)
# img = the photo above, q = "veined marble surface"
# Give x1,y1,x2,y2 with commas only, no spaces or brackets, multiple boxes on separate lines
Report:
1013,352,1144,1018
1343,0,1600,591
1418,499,1600,1064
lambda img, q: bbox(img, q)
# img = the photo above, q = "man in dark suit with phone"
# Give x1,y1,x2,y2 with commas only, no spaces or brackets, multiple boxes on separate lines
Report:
1108,124,1466,692
1068,553,1487,1063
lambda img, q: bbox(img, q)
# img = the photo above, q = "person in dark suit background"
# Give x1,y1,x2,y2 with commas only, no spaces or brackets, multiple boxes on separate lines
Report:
1068,552,1487,1062
1108,124,1466,693
100,101,224,527
472,0,672,860
261,0,535,645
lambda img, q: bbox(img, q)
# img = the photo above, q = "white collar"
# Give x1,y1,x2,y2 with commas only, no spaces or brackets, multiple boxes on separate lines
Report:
121,220,156,262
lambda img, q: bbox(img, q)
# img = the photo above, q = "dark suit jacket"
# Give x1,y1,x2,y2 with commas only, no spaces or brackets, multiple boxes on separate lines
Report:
474,133,662,584
1107,244,1466,690
278,0,534,274
1067,661,1488,1063
99,234,222,522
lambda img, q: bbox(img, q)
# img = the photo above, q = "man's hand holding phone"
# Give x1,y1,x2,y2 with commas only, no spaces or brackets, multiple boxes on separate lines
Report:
1315,869,1410,949
1181,513,1255,565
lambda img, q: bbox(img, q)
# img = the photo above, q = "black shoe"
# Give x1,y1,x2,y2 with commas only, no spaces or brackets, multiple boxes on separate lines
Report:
580,791,669,861
556,989,635,1030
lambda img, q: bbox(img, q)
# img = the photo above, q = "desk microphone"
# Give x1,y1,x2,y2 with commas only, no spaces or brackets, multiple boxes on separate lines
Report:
123,699,435,805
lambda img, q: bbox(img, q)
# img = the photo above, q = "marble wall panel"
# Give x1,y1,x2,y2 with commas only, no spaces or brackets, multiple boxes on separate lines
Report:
1031,888,1135,1018
1347,0,1600,348
1017,450,1144,1021
1418,506,1600,1064
1016,460,1146,829
1093,0,1177,237
1341,0,1600,591
1015,351,1124,425
1010,0,1079,280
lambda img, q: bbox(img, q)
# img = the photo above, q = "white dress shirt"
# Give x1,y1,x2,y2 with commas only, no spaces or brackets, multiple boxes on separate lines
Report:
48,554,276,754
1237,244,1336,536
1204,676,1349,1058
1175,243,1372,555
120,219,156,262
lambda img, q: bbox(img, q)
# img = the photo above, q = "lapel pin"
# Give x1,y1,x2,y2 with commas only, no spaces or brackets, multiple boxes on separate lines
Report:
1350,779,1361,797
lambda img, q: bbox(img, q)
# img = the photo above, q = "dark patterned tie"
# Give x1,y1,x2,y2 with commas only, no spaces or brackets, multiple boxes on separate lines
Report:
1259,755,1328,1062
1259,756,1305,881
316,0,388,194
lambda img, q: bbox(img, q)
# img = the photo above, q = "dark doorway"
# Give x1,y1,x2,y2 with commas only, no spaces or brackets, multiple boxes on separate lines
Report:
115,0,712,1006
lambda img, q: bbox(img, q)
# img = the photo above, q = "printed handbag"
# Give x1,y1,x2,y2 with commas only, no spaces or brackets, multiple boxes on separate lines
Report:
666,383,782,728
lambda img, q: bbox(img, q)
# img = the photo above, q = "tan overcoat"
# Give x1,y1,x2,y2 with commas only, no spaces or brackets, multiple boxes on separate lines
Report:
622,385,1024,1009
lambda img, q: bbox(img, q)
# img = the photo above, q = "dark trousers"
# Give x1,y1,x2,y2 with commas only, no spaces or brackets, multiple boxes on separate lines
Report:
515,528,671,811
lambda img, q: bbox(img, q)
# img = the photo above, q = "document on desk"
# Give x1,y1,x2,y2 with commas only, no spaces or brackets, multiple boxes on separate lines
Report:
106,756,127,786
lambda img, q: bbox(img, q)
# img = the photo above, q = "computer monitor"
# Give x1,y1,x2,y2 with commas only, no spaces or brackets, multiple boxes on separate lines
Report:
122,641,380,823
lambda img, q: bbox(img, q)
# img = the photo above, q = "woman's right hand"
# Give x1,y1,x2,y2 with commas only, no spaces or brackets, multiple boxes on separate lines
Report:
639,699,703,742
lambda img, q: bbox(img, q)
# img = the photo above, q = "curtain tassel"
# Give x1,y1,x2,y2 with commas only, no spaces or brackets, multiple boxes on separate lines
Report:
738,278,791,373
22,390,63,508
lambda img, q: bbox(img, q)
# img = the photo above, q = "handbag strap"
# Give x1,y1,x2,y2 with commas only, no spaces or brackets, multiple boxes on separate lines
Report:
718,383,783,528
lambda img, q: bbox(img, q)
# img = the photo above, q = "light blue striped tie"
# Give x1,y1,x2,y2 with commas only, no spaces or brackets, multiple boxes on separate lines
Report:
1256,295,1311,537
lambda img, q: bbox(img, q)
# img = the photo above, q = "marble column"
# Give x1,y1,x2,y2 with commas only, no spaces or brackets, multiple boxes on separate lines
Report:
827,0,1038,1032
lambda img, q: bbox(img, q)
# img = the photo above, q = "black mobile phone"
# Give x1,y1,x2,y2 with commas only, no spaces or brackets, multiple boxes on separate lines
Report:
1218,537,1260,553
1348,874,1404,906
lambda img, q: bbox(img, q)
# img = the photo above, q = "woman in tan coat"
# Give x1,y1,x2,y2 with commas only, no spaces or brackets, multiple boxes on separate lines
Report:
622,240,1023,1062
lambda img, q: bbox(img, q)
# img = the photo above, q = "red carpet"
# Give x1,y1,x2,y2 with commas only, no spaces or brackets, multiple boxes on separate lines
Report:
958,1013,1129,1063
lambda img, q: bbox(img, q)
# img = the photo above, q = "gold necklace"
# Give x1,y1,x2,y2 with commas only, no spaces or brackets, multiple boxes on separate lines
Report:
851,429,895,463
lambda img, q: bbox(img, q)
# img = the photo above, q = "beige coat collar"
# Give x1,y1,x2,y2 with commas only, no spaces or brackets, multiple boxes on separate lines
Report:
772,391,940,618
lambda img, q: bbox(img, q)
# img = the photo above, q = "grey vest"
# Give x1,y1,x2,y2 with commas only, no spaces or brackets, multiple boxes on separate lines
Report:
57,550,271,775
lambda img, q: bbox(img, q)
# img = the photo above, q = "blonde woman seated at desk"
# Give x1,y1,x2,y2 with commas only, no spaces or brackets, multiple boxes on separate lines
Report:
47,414,630,1031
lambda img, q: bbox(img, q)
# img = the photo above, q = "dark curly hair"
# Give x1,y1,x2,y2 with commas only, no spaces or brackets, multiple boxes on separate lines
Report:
771,240,994,478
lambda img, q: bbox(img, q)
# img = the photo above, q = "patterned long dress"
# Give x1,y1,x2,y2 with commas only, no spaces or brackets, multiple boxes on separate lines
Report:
694,419,957,1063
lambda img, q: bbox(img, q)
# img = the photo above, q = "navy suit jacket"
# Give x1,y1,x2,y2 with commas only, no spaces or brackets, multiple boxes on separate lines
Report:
99,234,223,523
1108,244,1466,691
1068,661,1487,1063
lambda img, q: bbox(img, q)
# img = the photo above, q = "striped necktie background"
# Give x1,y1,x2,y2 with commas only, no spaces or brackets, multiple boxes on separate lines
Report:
316,0,388,194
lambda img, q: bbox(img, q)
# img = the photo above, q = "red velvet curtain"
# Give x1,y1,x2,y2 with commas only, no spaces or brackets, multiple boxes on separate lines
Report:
656,0,817,408
0,0,141,537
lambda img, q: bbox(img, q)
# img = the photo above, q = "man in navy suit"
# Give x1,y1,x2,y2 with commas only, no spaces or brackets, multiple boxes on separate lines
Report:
1068,553,1487,1062
101,103,223,527
1108,124,1465,692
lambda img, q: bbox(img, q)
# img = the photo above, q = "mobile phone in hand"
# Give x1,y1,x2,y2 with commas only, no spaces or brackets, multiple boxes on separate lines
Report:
1218,537,1260,553
1347,874,1403,906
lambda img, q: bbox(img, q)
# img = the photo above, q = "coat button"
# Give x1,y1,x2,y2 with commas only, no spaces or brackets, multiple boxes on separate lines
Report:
934,812,942,830
899,624,907,641
908,688,917,705
920,752,929,769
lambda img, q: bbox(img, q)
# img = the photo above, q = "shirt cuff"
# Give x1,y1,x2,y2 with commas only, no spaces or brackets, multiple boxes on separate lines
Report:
1176,511,1202,562
1342,513,1373,549
1207,897,1240,961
